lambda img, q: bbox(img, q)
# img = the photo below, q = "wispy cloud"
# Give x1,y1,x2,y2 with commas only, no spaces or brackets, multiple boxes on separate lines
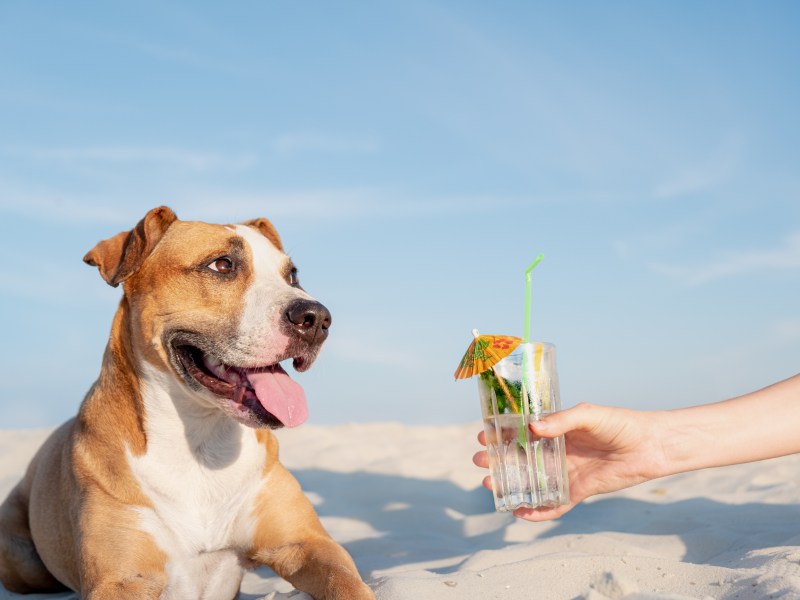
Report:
0,178,142,224
83,22,254,78
653,134,744,200
272,133,380,155
175,187,529,221
651,231,800,285
3,145,257,172
0,178,528,225
171,187,383,221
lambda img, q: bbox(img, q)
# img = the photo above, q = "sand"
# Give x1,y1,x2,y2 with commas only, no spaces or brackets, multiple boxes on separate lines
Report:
2,423,800,600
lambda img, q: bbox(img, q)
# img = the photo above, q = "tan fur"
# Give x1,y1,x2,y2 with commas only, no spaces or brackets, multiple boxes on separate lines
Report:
0,207,372,599
241,217,284,251
84,206,177,288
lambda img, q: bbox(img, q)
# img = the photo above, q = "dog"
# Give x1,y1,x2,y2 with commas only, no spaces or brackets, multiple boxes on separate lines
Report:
0,206,374,600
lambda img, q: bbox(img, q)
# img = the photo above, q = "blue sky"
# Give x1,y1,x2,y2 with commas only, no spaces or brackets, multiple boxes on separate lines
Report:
1,1,798,429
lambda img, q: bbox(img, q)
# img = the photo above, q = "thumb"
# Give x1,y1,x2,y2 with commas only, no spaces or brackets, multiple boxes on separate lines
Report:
529,403,598,438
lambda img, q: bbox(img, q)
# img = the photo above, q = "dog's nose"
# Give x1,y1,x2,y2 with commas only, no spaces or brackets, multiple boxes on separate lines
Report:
285,299,332,343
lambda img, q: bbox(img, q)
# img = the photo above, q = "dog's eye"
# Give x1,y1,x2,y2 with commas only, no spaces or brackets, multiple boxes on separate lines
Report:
288,268,300,286
208,257,234,274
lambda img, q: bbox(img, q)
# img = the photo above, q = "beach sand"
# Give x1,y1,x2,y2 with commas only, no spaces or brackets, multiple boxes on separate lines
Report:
2,423,800,600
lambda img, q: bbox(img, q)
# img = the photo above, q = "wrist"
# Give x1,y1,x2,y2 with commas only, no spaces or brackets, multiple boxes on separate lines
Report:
653,409,703,477
638,409,685,480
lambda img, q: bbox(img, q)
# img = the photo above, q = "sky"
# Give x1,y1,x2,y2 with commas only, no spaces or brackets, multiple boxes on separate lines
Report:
1,1,798,429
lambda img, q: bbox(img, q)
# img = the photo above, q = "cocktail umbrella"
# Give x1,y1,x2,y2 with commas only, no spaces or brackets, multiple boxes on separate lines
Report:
455,330,522,412
454,330,521,379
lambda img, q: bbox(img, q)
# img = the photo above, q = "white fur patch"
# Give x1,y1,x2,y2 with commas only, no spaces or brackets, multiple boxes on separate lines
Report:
129,362,268,599
230,224,315,366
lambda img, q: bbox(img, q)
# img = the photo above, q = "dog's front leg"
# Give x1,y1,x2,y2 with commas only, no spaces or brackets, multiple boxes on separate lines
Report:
255,536,374,600
250,465,374,600
77,493,169,600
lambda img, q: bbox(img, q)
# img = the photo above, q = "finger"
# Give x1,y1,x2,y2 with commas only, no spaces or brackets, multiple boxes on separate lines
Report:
529,402,598,438
477,430,486,446
472,450,489,469
482,475,493,491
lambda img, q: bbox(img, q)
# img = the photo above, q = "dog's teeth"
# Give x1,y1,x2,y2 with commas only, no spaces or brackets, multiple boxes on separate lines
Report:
202,354,231,380
203,355,224,372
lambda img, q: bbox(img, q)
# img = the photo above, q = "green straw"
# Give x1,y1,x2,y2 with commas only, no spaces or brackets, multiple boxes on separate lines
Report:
521,254,546,499
517,254,544,447
523,254,544,343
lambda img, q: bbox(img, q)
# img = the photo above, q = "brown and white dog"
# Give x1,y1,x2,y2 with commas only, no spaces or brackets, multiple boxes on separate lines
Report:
0,207,374,600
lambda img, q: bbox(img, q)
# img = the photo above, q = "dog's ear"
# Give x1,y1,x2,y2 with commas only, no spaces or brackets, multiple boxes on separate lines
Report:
83,206,178,287
241,218,283,251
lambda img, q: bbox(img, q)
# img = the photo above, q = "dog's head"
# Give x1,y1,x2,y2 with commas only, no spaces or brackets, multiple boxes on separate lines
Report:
84,206,330,429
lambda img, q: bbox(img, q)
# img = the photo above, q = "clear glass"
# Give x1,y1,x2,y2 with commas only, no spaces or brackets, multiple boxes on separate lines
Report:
478,342,570,512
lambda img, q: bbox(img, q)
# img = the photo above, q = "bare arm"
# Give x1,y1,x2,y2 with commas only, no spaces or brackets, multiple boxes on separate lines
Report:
658,373,800,474
473,373,800,521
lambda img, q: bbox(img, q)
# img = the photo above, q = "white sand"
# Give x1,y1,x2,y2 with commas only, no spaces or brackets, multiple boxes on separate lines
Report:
2,423,800,600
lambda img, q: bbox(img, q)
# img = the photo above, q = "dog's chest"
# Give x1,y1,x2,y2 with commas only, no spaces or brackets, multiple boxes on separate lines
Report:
131,438,265,549
133,380,269,532
127,401,269,597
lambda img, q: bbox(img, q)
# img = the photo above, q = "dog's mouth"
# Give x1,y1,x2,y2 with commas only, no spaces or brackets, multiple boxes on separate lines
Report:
172,342,311,429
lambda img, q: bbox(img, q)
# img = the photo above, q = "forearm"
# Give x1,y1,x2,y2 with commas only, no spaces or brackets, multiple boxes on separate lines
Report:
657,373,800,477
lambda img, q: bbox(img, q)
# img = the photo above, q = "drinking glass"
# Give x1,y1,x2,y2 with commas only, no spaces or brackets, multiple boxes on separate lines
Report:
478,342,570,512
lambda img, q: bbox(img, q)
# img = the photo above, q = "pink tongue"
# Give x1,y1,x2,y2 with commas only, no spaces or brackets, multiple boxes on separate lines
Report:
246,364,309,428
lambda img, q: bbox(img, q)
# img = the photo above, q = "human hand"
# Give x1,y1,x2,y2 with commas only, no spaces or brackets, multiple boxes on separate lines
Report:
472,403,669,521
